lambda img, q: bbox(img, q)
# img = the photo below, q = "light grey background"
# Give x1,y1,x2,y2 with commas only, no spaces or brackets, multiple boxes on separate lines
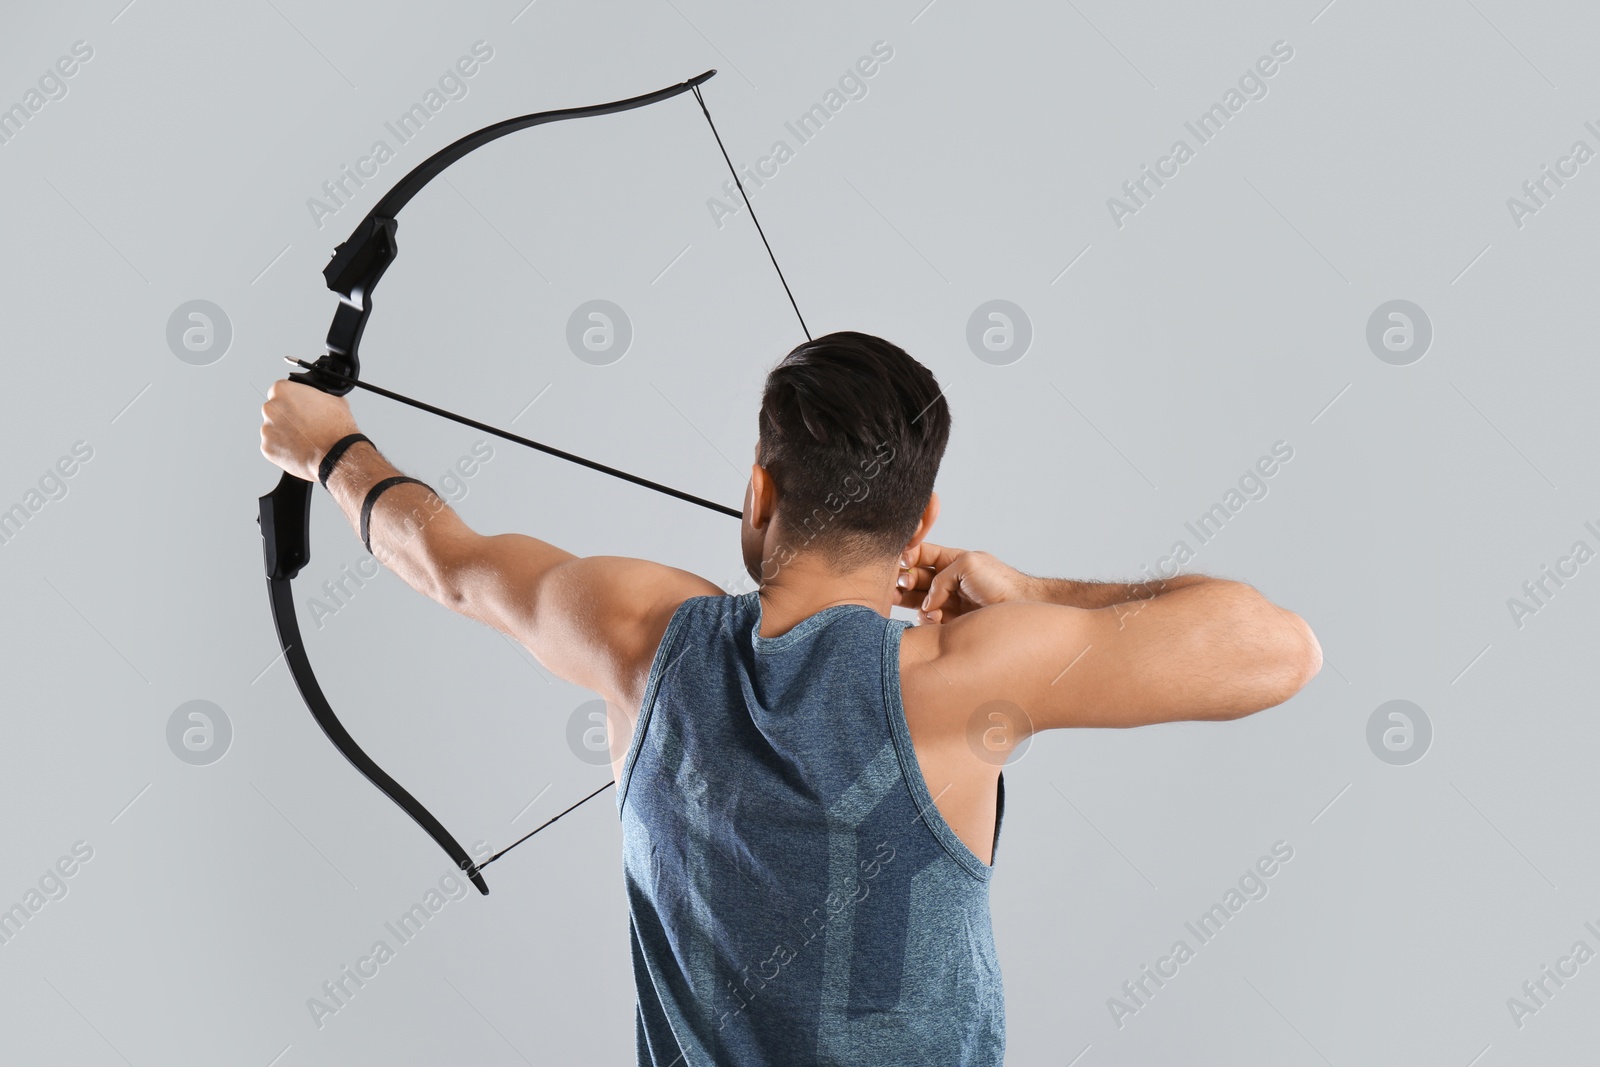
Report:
1,1,1595,1064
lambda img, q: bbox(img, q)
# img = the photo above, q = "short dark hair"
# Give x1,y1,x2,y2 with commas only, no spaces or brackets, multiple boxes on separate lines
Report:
756,331,951,566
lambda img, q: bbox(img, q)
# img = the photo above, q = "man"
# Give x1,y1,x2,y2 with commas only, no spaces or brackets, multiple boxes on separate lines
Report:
261,330,1321,1065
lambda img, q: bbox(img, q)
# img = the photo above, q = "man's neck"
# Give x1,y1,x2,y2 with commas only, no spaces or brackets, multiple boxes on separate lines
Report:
756,554,897,639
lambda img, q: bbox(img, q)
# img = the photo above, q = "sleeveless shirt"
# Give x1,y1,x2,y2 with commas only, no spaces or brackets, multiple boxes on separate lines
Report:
617,591,1005,1066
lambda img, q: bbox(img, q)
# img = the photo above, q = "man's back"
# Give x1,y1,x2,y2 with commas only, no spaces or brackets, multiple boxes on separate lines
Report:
620,591,1006,1067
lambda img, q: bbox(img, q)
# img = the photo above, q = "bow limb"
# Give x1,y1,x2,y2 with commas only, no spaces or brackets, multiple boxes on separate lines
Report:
257,524,491,895
257,70,721,897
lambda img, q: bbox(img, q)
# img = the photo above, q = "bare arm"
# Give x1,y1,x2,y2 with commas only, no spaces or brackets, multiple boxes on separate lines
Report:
898,541,1208,619
1025,573,1212,609
260,381,719,706
318,438,571,625
942,583,1319,729
898,543,1321,728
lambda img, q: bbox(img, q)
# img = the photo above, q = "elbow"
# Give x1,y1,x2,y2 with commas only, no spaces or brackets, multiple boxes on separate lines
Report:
1250,610,1322,716
421,536,476,613
1279,608,1322,691
1223,603,1322,721
1295,613,1324,686
424,561,467,613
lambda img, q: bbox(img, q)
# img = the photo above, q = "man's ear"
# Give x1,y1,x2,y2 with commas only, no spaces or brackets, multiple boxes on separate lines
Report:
903,491,940,554
747,463,776,529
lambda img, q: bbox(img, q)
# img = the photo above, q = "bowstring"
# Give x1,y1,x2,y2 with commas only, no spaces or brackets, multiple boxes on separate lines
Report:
692,84,811,342
469,780,617,877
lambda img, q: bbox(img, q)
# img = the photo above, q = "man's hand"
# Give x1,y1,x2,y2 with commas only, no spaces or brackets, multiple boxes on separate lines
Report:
896,542,1039,624
260,379,361,483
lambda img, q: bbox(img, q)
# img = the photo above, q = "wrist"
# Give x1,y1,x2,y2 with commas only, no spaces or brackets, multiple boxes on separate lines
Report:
1022,574,1056,604
1031,578,1116,609
317,431,371,488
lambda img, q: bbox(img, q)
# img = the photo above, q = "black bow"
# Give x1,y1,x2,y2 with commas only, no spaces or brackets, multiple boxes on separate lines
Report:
258,69,805,895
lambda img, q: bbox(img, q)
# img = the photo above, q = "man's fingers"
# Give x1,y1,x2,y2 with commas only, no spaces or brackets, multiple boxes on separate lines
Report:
895,586,927,610
902,541,966,573
900,541,968,605
895,563,936,595
923,561,965,613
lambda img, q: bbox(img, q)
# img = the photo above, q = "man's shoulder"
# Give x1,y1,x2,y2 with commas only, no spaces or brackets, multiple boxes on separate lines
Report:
548,558,724,711
898,615,980,728
897,602,1092,728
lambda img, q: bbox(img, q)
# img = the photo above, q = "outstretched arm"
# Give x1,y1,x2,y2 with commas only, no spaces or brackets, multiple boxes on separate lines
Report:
259,380,720,707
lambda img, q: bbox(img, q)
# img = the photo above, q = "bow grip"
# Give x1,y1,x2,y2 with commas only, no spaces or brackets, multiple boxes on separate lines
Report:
259,473,313,581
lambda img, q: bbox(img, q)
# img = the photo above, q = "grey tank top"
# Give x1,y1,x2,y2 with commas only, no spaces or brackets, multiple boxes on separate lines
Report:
617,591,1005,1066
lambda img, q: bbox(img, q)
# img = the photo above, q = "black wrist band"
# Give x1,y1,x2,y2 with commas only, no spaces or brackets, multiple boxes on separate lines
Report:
360,476,431,554
318,433,372,488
